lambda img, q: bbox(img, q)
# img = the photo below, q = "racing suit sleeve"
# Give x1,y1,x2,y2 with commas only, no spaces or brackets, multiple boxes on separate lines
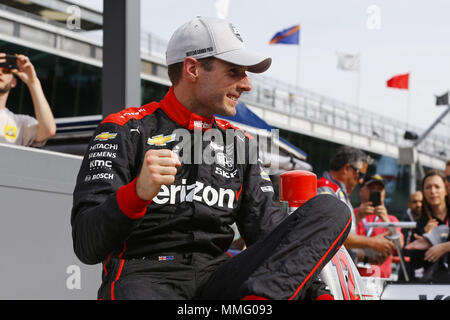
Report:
71,122,148,265
236,157,287,247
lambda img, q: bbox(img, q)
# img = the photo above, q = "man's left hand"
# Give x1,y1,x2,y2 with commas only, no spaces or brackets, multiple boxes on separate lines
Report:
12,54,38,86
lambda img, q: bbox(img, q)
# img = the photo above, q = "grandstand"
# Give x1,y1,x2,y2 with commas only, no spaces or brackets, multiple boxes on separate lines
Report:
0,0,448,204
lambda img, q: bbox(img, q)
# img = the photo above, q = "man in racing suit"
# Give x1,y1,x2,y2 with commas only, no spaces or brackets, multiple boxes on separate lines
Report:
71,16,351,300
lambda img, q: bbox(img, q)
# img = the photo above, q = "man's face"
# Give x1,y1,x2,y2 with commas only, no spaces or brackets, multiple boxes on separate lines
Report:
0,68,15,94
408,191,423,220
445,164,450,195
360,182,385,204
346,161,368,193
193,58,252,117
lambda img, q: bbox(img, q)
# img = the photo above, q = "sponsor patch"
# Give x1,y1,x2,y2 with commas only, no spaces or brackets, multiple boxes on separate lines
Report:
88,151,117,159
259,166,271,182
158,256,174,261
193,121,212,130
185,47,214,57
94,132,117,141
89,159,113,170
215,167,238,179
260,186,274,193
230,23,243,42
90,143,118,151
4,125,17,140
147,134,176,146
153,179,236,209
84,173,114,182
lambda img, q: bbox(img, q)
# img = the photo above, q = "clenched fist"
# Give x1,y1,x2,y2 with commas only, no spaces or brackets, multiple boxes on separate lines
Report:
135,149,181,201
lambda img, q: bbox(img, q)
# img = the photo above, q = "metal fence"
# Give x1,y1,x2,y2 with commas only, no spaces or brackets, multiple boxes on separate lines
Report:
242,75,450,160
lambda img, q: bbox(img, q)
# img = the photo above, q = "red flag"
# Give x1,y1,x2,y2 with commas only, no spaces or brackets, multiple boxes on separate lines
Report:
387,73,409,90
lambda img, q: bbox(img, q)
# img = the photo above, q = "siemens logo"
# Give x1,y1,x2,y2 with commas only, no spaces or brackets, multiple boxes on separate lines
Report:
153,180,241,209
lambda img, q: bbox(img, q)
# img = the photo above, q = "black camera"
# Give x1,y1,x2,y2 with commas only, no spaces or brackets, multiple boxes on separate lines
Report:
0,54,18,70
369,190,381,207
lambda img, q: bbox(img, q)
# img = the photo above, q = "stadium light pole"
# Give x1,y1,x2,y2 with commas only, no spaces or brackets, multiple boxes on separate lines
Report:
102,0,141,118
400,103,450,195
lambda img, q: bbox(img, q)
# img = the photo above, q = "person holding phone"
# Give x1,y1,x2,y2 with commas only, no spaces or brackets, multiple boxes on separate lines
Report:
0,52,56,146
355,175,403,278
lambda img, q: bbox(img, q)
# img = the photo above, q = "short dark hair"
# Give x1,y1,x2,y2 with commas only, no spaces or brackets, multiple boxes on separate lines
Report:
330,146,370,171
167,57,215,86
446,159,450,167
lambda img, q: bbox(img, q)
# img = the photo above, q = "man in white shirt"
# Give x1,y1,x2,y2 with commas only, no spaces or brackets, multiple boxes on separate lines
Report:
0,53,56,146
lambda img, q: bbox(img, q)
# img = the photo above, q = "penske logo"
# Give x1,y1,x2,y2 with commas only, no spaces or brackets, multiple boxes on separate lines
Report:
147,134,176,146
153,180,242,209
94,132,117,141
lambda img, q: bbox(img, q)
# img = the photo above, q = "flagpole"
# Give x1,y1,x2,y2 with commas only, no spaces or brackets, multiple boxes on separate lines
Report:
356,51,361,110
296,24,301,88
406,72,411,130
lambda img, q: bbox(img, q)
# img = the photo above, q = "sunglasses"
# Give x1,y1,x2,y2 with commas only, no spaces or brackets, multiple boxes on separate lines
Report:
350,164,366,180
0,67,13,74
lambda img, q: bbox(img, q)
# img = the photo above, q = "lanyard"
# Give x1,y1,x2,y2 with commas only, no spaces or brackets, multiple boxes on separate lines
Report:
363,216,379,237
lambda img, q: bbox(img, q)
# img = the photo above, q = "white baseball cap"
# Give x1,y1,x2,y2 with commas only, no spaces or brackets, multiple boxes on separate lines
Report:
166,16,271,73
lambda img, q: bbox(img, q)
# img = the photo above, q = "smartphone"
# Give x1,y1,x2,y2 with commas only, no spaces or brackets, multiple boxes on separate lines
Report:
369,190,381,207
0,54,18,70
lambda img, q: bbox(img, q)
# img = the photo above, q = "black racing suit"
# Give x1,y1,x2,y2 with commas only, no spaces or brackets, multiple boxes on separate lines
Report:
71,87,351,300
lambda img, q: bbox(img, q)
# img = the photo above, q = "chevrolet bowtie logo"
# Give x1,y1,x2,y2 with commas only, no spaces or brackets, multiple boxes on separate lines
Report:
147,134,176,146
94,132,117,141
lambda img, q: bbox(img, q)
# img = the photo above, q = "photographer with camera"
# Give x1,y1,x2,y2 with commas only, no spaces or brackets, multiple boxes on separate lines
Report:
0,53,56,146
355,175,403,278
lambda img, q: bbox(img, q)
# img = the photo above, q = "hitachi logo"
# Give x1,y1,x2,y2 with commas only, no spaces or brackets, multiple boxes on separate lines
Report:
153,180,239,209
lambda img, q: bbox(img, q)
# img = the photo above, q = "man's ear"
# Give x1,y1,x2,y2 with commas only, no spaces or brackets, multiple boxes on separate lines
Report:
343,163,351,174
183,57,200,83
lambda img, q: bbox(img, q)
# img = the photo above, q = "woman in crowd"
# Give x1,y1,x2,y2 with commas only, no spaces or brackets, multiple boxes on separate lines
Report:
405,170,450,282
414,170,449,236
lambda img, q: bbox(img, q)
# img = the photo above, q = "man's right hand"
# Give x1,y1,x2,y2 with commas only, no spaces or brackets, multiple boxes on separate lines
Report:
358,201,375,217
369,231,396,254
135,149,181,201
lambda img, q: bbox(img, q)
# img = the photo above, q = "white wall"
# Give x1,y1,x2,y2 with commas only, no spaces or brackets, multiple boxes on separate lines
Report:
0,143,100,299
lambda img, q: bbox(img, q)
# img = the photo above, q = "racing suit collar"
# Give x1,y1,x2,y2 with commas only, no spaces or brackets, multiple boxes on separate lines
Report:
160,87,215,131
323,171,349,197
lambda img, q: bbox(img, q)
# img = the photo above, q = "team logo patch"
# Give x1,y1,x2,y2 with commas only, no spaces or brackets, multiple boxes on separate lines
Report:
4,125,17,140
94,132,117,141
260,186,274,193
259,166,271,182
230,23,243,42
215,145,234,171
147,134,176,146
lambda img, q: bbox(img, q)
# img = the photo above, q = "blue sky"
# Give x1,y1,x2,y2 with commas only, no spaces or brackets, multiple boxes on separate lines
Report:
72,0,450,136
